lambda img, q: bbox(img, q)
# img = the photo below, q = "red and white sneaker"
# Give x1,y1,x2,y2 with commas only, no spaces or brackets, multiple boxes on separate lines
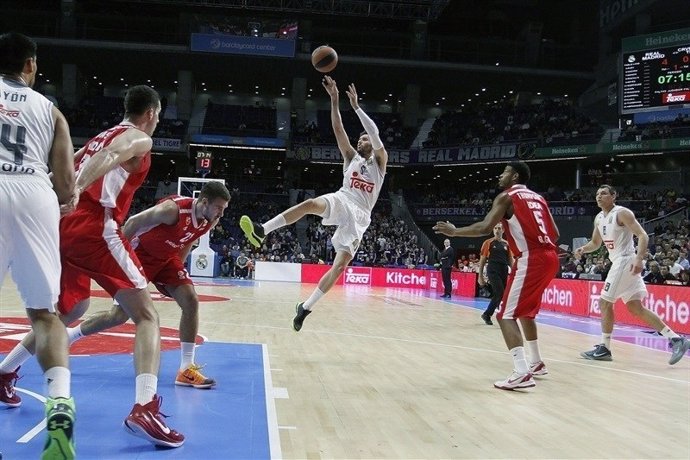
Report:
494,371,536,390
529,361,548,376
123,394,185,448
0,367,21,408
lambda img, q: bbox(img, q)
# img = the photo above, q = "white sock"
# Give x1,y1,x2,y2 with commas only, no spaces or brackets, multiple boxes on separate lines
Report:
263,214,286,235
135,373,158,405
303,287,325,310
659,326,680,340
525,339,542,364
602,333,612,349
66,325,84,345
0,343,33,374
45,366,71,399
180,342,195,370
510,346,529,374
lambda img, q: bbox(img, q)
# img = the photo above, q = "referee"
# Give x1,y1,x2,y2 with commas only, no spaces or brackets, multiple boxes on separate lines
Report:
478,223,513,325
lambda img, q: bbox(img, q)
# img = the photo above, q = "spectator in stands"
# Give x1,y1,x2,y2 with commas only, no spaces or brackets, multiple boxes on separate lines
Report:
679,270,690,287
659,265,677,283
644,261,665,285
664,256,684,278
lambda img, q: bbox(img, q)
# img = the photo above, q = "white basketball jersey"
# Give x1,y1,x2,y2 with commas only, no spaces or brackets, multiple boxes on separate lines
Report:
596,205,636,262
0,76,54,185
338,154,385,213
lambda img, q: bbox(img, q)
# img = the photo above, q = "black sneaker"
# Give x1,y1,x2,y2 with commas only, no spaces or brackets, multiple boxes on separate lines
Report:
239,215,265,248
669,337,690,365
293,303,311,332
481,312,493,325
580,344,613,361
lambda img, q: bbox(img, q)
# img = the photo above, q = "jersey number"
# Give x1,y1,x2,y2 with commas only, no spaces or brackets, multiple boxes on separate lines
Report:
533,210,547,234
1,123,27,166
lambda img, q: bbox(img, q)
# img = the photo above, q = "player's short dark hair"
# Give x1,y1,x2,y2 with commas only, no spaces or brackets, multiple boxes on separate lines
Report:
0,32,37,75
507,161,531,184
199,181,231,202
124,85,160,116
598,184,617,196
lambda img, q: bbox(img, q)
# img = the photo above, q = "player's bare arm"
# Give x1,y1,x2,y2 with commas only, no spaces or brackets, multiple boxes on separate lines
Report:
618,208,648,273
48,106,76,205
74,129,153,194
122,199,179,241
322,75,356,162
574,223,604,258
433,193,511,237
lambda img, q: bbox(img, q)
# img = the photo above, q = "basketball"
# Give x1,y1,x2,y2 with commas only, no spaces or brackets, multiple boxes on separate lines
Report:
311,45,338,73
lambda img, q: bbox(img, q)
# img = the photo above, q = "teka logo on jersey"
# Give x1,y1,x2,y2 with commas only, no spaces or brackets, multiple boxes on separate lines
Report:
344,267,372,285
385,270,427,287
663,91,689,103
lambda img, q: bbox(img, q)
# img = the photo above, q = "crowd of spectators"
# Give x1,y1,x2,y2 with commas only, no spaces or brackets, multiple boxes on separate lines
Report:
559,217,690,287
423,98,601,149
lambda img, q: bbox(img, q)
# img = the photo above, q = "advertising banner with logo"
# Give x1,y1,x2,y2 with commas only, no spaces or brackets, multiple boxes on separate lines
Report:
191,134,286,148
301,265,476,297
191,33,296,58
152,137,182,151
539,278,690,334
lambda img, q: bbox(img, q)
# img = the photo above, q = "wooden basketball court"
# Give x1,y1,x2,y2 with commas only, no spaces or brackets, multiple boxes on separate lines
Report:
1,277,689,459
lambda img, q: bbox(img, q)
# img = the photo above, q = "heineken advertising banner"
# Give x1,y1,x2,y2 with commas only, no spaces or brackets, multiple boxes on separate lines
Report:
535,137,690,159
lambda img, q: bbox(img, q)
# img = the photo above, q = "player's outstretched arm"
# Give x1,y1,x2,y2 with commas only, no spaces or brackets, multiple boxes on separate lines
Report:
322,75,356,162
574,223,604,258
347,83,388,172
434,193,511,238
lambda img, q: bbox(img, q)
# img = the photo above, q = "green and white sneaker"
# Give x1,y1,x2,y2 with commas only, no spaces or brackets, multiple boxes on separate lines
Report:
239,215,265,248
42,397,76,460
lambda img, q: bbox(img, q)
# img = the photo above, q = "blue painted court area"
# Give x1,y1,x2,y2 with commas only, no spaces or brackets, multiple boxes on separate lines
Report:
1,342,272,460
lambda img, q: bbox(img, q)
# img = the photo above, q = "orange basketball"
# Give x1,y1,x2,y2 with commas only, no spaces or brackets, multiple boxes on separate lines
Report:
311,45,338,73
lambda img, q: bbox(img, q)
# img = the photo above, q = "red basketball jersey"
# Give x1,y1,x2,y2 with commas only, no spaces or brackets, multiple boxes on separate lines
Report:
75,123,151,225
501,184,558,256
132,196,212,259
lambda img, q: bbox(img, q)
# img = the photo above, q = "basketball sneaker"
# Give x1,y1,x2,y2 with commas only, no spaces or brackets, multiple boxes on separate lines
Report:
239,215,265,248
529,361,548,376
493,371,536,390
42,396,76,460
669,337,690,365
123,395,185,448
175,364,216,389
580,344,613,361
481,312,493,325
293,302,311,332
0,367,21,407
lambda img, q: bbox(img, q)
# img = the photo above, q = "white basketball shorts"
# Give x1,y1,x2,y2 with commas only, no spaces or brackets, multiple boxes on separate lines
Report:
0,176,60,311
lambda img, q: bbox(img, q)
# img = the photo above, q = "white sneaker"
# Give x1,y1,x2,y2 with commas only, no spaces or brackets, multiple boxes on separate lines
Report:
529,361,548,376
494,371,536,390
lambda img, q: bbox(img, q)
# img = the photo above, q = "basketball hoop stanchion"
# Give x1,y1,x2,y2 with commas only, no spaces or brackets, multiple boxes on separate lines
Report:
178,176,225,278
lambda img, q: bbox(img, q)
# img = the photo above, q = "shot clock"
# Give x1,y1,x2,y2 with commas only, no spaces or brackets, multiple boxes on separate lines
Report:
621,29,690,114
196,150,213,171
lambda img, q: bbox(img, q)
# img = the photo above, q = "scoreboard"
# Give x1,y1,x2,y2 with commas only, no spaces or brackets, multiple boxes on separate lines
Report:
621,45,690,114
195,150,212,171
620,28,690,114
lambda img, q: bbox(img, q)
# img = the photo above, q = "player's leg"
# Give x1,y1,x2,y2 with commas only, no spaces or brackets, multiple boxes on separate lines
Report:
294,249,353,332
241,196,329,247
67,301,129,344
167,283,216,388
116,287,184,447
624,298,689,364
